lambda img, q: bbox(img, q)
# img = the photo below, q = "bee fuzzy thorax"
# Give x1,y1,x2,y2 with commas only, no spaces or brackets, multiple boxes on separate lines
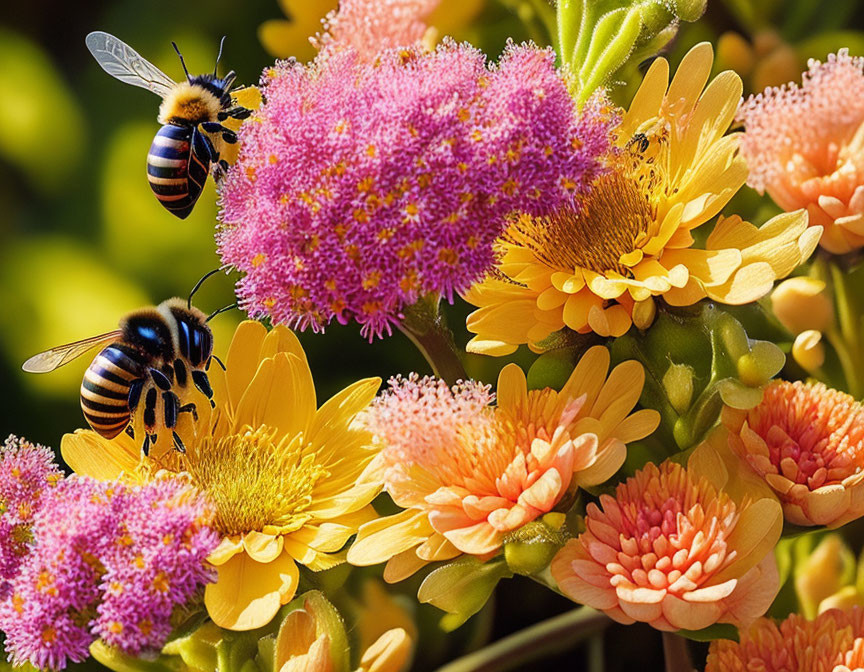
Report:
158,82,222,126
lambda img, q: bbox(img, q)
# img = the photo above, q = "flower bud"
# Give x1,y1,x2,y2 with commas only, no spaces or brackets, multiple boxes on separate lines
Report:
663,363,695,414
717,32,754,77
771,277,833,334
632,298,656,330
795,535,856,618
504,515,568,576
792,330,825,373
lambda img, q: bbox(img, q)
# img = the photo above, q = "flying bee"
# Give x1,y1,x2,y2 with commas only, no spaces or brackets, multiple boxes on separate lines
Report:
85,31,254,219
23,298,219,456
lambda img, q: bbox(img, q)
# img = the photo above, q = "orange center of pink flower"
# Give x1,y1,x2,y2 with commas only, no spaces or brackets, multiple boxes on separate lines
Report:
744,380,864,489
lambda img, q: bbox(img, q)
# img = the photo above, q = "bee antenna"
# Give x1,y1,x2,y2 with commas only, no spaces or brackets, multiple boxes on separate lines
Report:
214,36,226,76
172,41,191,81
206,303,237,322
188,268,223,309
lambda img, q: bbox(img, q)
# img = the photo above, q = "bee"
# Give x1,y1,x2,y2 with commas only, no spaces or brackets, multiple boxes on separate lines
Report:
85,31,253,219
23,298,218,456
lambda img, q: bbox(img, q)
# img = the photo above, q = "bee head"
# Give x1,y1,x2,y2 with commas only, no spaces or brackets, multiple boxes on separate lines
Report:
160,298,213,368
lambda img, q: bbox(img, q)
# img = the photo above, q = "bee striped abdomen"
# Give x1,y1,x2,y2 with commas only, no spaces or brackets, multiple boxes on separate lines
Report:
80,343,147,439
147,124,209,220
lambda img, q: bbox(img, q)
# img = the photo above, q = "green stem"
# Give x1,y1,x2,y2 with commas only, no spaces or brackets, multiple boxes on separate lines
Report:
399,296,467,385
435,607,609,672
826,260,864,398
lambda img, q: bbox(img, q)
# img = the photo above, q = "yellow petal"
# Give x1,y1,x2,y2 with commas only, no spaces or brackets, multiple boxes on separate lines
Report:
621,57,670,136
666,42,714,117
225,320,268,412
347,510,433,566
358,628,412,672
307,377,380,462
383,549,430,583
243,531,285,564
707,261,777,304
205,550,299,631
496,364,527,413
60,429,139,480
233,352,316,438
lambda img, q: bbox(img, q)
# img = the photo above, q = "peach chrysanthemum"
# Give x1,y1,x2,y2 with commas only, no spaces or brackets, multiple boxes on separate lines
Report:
706,607,864,672
465,42,820,354
722,380,864,527
347,347,659,581
739,49,864,254
550,439,782,631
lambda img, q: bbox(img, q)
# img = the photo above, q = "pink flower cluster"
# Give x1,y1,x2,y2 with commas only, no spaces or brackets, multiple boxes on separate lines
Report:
318,0,439,60
218,41,614,339
0,443,218,670
362,374,495,469
0,436,61,591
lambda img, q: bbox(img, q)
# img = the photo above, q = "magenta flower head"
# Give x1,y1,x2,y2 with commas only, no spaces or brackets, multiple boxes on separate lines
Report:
0,473,218,670
0,435,61,589
217,41,614,339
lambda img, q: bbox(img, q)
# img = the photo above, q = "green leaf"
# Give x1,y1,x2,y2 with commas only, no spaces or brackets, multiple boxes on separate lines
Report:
676,623,739,642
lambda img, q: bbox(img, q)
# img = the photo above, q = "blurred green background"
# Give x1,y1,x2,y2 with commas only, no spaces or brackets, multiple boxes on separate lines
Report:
1,1,863,669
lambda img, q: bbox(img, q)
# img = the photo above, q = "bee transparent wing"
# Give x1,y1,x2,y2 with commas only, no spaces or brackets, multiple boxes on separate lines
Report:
22,330,123,373
85,31,177,98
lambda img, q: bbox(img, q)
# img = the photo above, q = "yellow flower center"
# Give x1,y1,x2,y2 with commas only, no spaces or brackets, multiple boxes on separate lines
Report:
504,171,652,275
183,425,328,536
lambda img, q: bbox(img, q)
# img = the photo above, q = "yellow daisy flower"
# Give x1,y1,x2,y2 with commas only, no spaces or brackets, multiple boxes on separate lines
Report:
464,43,822,356
61,321,382,631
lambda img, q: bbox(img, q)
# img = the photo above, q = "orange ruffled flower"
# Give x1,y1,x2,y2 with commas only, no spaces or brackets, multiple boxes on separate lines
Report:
739,50,864,254
347,347,659,581
723,379,864,528
550,438,782,631
707,607,864,672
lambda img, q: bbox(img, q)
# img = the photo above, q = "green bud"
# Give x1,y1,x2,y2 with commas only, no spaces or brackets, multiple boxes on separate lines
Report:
669,0,707,22
418,557,512,631
503,516,569,576
662,363,695,414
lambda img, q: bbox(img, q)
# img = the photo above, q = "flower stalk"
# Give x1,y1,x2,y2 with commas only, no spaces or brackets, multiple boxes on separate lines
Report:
398,296,467,385
436,607,609,672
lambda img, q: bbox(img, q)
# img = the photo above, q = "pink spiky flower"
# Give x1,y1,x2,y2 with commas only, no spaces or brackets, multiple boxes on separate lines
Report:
217,41,614,339
738,50,864,253
0,435,61,590
0,468,218,670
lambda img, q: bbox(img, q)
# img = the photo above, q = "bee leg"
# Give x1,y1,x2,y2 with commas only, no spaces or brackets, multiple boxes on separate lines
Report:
172,431,186,453
128,378,145,412
149,368,172,391
125,424,135,439
200,121,237,144
142,433,151,457
143,387,158,436
173,358,188,387
209,354,227,371
163,390,178,431
192,369,215,408
178,402,198,422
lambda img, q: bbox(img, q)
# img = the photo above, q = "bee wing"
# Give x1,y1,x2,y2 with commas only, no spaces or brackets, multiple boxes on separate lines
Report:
22,330,123,373
86,31,177,98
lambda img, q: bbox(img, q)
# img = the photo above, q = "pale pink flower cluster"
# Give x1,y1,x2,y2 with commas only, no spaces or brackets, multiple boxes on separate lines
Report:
738,49,864,253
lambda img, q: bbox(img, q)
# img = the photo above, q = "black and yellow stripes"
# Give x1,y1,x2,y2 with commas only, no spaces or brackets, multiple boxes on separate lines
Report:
80,343,146,439
146,124,209,220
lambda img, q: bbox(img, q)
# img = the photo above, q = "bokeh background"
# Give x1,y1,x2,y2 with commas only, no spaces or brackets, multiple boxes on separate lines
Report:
1,0,863,669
